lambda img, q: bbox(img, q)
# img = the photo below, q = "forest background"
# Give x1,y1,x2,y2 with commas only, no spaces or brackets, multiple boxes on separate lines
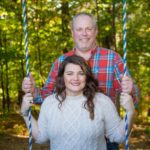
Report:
0,0,149,149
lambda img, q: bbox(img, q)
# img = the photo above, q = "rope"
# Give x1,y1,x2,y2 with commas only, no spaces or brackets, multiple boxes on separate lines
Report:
22,0,32,150
123,0,129,150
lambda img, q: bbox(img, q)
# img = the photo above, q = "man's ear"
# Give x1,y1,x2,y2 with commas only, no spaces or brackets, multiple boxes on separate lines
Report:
71,29,74,37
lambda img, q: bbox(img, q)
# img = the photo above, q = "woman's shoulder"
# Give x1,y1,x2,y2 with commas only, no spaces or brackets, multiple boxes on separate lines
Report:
95,92,114,106
42,94,58,107
95,92,109,99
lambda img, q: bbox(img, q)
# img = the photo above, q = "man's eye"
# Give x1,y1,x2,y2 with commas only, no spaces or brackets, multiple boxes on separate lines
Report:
86,28,93,32
76,28,82,32
87,28,92,30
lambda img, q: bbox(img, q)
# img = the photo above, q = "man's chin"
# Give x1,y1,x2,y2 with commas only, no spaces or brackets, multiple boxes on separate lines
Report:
78,47,90,51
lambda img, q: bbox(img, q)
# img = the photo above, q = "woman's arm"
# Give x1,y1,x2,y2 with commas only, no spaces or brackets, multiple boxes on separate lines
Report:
21,93,39,140
22,115,39,140
103,93,135,143
119,93,135,136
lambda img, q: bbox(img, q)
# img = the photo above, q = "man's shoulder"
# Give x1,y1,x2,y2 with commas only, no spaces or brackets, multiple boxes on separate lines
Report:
97,47,122,61
99,47,119,55
55,50,74,63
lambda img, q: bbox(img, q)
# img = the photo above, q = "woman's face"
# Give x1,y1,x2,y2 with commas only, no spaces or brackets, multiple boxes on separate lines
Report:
63,63,86,96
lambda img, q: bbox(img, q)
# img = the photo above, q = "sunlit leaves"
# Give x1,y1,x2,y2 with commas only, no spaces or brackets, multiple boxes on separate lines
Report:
0,0,149,117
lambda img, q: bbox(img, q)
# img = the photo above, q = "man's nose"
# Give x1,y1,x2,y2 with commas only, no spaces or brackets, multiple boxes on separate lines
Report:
81,29,88,35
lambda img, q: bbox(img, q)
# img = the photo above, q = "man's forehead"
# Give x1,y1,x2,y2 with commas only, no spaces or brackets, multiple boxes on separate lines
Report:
75,15,92,22
74,18,94,28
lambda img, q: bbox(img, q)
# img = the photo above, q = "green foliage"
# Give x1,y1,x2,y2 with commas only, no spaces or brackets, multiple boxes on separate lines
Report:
0,0,149,121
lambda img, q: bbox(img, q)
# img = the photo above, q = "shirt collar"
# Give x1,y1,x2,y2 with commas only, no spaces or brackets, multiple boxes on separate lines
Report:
73,46,98,56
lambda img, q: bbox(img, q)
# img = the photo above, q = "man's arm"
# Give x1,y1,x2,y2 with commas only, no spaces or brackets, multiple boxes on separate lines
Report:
113,52,139,107
22,60,59,104
34,61,59,103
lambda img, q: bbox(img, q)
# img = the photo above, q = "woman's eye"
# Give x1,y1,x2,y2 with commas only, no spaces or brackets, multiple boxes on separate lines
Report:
66,73,73,75
79,72,85,75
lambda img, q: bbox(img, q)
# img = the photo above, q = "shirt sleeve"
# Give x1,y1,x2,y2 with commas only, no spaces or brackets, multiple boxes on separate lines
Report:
33,60,59,104
113,52,139,107
33,54,69,104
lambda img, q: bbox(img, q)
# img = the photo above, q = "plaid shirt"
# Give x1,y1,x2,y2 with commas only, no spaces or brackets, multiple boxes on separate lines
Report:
34,47,139,107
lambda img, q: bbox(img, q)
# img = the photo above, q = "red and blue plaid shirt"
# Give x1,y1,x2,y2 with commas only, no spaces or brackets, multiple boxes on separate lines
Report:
34,47,139,107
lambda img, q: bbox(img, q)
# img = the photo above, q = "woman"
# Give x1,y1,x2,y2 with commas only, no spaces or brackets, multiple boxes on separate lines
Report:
21,55,135,150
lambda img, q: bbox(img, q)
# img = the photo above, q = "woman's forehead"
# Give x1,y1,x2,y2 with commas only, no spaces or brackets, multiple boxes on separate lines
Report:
64,63,82,71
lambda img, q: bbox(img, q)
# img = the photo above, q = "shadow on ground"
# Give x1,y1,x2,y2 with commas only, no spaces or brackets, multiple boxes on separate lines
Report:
0,113,149,150
0,134,49,150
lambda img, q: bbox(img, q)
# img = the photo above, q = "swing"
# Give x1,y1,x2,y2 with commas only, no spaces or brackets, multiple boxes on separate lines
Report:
21,0,129,150
22,0,32,150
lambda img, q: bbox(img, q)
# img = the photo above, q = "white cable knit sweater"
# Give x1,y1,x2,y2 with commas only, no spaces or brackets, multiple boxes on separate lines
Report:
36,93,125,150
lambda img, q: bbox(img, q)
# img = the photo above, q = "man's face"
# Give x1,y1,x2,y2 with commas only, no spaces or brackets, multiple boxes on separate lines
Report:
72,15,98,51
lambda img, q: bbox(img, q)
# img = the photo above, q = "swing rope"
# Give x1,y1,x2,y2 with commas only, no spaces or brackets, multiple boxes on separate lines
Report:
22,0,32,150
123,0,129,150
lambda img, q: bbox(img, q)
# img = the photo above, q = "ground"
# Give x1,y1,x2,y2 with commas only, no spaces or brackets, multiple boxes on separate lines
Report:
0,113,149,150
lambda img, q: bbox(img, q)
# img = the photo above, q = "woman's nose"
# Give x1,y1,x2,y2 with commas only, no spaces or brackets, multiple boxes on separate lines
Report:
73,74,79,80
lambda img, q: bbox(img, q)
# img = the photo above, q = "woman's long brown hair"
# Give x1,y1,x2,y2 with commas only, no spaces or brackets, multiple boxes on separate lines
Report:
55,55,98,120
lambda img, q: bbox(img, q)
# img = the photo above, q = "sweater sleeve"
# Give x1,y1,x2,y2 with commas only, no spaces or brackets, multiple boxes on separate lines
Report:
97,94,125,143
35,97,50,144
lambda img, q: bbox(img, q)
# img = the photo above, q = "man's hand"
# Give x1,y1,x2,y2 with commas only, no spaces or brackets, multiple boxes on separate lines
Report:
22,73,35,94
120,75,133,94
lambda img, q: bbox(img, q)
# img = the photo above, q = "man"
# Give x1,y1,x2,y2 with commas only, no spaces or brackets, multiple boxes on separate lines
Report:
22,12,138,150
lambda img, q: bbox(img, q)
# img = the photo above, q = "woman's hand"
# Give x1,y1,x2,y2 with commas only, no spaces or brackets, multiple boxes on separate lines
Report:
21,93,33,116
120,75,133,94
120,92,135,114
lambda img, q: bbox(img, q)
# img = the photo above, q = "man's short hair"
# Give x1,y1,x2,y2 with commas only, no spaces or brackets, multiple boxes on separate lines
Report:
72,12,98,30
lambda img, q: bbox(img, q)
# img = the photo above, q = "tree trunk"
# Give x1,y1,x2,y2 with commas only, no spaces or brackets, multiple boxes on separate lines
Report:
95,0,101,45
4,34,10,111
61,0,70,53
20,33,25,78
0,30,6,110
0,64,6,110
112,0,117,51
36,0,42,77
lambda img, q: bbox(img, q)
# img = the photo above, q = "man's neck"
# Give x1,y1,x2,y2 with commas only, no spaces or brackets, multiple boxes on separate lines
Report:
75,46,97,60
